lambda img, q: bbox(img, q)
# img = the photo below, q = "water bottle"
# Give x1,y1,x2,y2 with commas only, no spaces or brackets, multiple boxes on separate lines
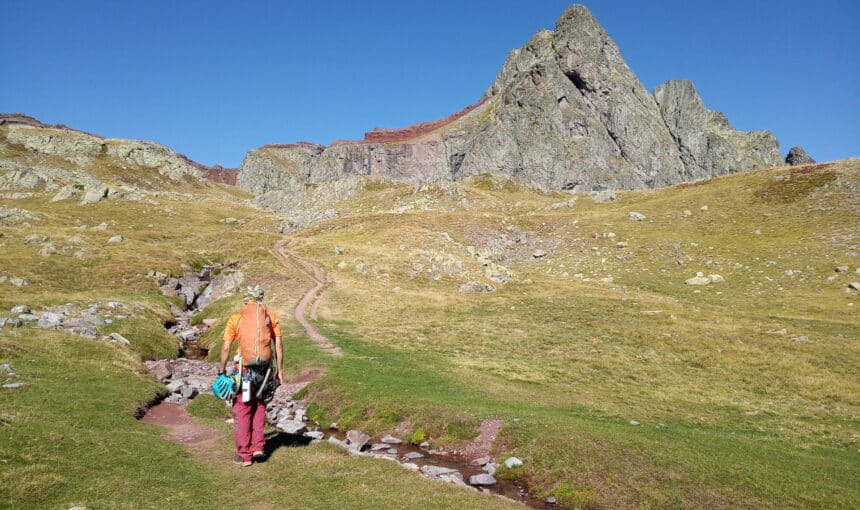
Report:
241,379,251,403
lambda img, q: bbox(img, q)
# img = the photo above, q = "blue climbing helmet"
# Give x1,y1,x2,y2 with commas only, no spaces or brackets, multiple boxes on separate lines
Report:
212,374,236,400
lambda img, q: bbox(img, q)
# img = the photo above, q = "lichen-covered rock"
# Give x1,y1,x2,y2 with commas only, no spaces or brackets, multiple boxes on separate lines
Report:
785,146,815,166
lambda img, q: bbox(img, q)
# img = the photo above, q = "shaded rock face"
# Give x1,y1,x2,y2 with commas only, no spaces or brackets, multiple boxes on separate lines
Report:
785,146,815,166
238,4,782,197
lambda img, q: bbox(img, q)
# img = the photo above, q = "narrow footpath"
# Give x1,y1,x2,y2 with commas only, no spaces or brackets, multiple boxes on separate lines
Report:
271,238,343,356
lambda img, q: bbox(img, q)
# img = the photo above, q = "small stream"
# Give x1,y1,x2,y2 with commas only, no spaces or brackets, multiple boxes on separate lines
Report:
144,265,555,508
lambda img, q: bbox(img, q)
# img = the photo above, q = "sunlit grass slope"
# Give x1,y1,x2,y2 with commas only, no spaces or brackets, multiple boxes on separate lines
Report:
2,135,857,509
287,160,859,508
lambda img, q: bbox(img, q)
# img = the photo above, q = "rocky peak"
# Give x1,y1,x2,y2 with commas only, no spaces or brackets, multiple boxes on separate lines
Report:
231,4,784,201
785,146,815,166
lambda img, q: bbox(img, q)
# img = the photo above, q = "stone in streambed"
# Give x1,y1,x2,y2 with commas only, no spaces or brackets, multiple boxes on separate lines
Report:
381,435,403,444
179,385,198,399
420,465,460,477
471,455,492,466
346,429,371,451
403,451,424,460
277,419,307,435
469,473,497,486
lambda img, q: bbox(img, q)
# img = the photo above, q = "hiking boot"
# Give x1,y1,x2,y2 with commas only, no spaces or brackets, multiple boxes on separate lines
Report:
233,454,252,467
252,450,266,461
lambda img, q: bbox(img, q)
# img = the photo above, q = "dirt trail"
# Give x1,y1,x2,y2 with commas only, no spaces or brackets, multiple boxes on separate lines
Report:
142,370,321,458
272,239,342,356
141,402,221,448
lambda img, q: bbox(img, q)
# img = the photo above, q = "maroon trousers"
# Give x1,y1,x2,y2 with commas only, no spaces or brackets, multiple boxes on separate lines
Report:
232,397,266,461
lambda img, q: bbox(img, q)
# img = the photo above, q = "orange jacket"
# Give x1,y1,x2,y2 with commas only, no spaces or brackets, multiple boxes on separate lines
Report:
223,300,281,365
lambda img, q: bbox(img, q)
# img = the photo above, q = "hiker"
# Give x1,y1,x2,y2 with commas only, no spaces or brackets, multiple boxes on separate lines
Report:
218,284,284,466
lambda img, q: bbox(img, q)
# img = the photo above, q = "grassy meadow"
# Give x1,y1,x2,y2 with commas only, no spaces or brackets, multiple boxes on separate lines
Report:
1,131,858,510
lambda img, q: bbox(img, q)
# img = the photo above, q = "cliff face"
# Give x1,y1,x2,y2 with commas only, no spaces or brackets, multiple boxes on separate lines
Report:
238,4,781,197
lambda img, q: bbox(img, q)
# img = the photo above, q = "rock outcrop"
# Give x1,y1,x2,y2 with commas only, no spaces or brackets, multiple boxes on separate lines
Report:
1,123,203,182
654,80,782,178
237,4,782,199
785,146,815,166
0,117,242,193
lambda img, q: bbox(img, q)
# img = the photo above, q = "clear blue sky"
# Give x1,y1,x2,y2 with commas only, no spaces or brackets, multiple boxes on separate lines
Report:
2,1,857,167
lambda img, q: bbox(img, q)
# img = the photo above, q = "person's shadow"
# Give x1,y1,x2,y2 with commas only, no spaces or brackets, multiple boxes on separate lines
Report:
257,430,313,461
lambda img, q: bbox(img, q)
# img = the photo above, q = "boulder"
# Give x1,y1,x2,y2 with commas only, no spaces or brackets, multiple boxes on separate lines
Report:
471,456,492,466
24,233,48,245
179,385,198,399
195,270,244,309
51,185,77,202
420,465,459,477
2,318,23,328
10,305,30,314
459,281,495,293
469,474,497,486
685,276,711,285
107,235,123,244
109,332,131,345
346,430,371,451
276,419,307,435
628,212,646,221
37,312,63,329
303,430,325,440
81,186,108,205
503,457,523,468
592,190,617,203
532,249,547,258
785,146,815,166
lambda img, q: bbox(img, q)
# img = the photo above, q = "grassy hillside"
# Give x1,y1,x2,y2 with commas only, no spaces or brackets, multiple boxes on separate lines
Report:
1,134,857,510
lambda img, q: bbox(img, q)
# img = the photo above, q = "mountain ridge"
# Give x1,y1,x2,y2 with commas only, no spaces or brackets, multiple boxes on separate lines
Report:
236,4,782,198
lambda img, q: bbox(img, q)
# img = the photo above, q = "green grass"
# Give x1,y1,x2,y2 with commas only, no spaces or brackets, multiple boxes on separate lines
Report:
2,126,858,509
0,330,520,510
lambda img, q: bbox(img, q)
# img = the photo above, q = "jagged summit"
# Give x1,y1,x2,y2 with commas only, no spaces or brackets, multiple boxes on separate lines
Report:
238,4,781,197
